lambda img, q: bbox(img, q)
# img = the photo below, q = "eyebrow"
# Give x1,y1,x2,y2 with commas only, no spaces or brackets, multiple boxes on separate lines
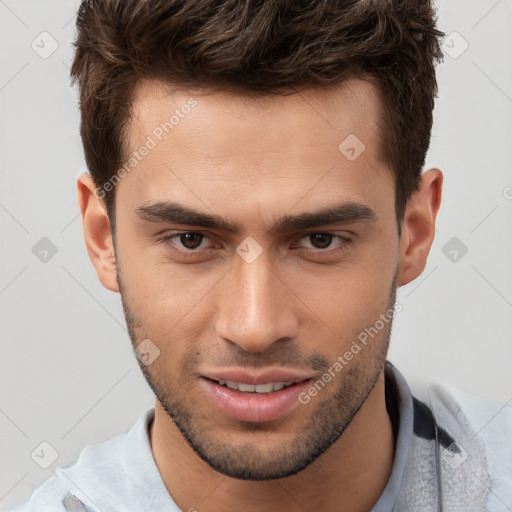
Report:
135,200,377,234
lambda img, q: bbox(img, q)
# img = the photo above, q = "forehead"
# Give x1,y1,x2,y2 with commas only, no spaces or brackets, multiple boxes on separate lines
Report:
119,78,393,224
128,77,383,153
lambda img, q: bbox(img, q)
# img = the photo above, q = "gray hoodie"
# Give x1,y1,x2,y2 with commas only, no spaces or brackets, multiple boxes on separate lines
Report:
8,362,512,511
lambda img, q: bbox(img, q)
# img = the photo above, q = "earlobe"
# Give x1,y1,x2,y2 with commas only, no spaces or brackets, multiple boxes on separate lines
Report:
397,168,443,287
77,173,119,293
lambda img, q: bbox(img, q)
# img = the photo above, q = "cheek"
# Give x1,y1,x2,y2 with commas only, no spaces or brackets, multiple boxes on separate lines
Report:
287,249,396,357
116,249,214,368
299,258,394,321
117,233,219,322
136,304,207,387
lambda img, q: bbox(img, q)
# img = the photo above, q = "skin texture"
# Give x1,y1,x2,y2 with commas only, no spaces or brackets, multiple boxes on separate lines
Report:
77,78,442,512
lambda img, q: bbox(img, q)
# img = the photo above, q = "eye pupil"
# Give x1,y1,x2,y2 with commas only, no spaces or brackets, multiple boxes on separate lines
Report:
310,233,332,249
180,233,203,249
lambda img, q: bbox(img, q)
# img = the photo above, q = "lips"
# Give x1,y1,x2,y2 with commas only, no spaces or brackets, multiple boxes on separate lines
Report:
201,367,313,386
200,367,313,423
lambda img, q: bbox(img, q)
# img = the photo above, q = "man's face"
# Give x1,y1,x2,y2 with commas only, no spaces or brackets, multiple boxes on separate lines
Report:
113,78,400,479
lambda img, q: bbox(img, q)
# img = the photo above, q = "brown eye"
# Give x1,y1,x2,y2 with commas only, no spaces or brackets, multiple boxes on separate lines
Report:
308,233,333,249
179,232,205,249
159,231,219,261
292,233,352,257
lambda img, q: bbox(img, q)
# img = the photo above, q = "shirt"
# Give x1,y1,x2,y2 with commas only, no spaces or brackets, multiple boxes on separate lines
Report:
8,362,512,511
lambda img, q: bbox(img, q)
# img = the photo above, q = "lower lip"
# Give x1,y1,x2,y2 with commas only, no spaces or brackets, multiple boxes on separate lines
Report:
201,378,311,423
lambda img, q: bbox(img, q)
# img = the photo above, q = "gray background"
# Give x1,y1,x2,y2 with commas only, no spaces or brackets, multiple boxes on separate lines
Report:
1,0,511,509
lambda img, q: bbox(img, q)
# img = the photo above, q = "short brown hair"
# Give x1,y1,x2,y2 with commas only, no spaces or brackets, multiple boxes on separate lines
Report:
70,0,444,227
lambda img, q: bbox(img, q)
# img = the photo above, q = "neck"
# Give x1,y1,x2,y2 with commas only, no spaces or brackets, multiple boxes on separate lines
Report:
150,371,394,512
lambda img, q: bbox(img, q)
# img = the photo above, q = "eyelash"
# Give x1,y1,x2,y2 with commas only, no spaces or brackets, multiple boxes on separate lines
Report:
158,231,353,259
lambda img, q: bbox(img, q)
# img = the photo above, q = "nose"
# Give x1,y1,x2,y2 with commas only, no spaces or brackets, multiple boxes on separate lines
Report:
214,251,300,352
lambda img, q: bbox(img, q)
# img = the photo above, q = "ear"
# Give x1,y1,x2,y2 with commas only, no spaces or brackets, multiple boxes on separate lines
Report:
397,168,443,287
77,173,119,293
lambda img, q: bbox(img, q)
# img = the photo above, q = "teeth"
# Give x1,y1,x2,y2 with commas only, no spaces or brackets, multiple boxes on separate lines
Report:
255,383,275,393
218,380,294,393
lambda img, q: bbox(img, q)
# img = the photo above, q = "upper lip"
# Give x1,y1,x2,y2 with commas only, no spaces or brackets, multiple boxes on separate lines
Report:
201,367,314,385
